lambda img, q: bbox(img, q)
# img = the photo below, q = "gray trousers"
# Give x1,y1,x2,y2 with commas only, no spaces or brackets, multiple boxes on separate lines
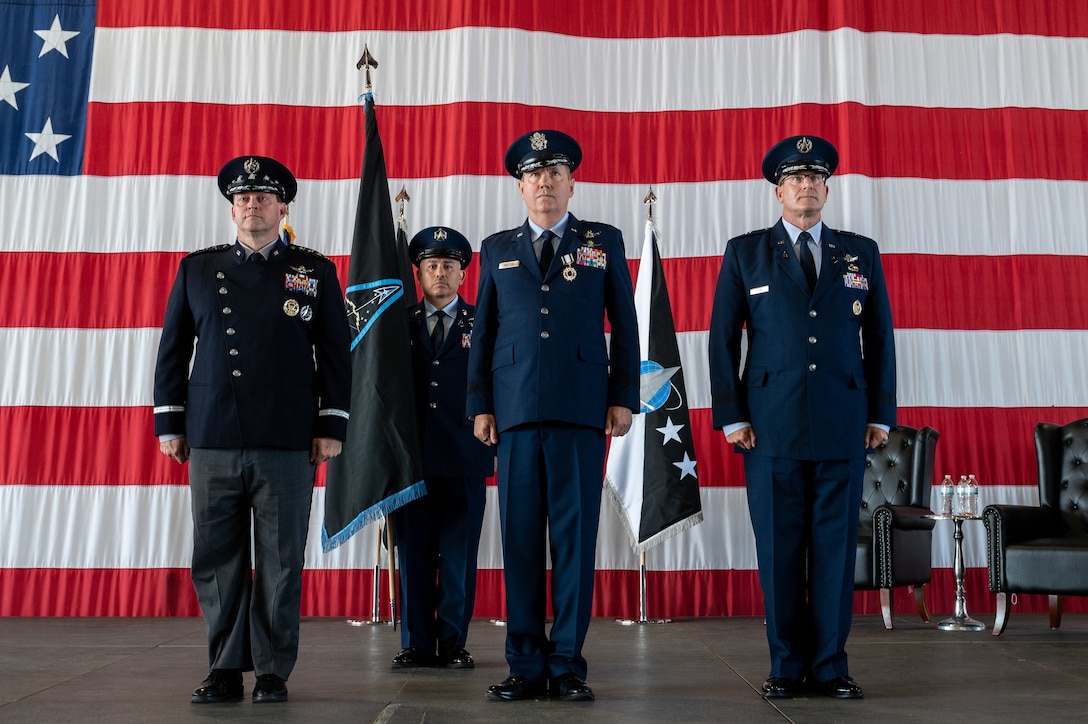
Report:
188,448,315,679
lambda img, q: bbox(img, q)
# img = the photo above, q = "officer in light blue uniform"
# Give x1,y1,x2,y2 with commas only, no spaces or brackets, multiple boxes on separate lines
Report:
154,155,351,705
468,130,639,703
708,136,896,701
392,226,493,670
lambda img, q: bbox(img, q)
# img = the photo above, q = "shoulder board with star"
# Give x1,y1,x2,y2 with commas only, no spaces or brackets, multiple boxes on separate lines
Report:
186,244,231,257
289,244,329,260
737,228,771,239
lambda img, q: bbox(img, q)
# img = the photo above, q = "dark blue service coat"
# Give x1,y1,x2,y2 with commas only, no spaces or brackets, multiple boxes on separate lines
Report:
466,215,639,428
153,238,351,448
708,221,896,459
409,298,494,478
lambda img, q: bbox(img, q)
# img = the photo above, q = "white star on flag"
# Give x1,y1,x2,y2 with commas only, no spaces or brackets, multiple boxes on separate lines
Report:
0,66,29,109
35,15,80,59
656,416,685,445
672,452,697,480
25,118,72,162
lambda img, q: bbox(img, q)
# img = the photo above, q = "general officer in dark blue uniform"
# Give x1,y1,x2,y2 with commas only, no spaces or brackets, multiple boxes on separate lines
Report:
391,226,493,670
467,130,640,702
708,136,897,701
153,156,351,705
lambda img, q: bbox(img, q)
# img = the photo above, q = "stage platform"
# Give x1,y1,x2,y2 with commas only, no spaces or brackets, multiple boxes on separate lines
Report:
2,612,1086,722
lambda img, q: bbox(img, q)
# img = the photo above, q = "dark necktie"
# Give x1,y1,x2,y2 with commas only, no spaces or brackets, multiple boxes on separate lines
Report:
430,310,446,350
538,230,555,274
797,230,817,293
248,252,264,263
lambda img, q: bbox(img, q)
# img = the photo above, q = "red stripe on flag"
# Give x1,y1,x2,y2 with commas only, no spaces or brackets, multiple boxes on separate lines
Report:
0,407,188,487
96,0,1088,38
691,406,1088,489
5,405,1083,489
8,252,1088,332
3,567,1081,617
84,102,1088,183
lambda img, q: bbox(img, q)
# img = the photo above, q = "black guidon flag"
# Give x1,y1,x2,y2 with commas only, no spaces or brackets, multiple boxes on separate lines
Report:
606,218,703,553
322,93,426,552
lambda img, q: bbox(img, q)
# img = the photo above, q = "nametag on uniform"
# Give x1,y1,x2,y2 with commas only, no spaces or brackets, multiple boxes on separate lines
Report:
749,285,770,296
499,260,520,269
843,272,869,290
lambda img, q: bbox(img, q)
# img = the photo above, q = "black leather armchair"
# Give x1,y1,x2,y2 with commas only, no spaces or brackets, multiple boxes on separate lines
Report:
983,418,1088,635
855,425,940,629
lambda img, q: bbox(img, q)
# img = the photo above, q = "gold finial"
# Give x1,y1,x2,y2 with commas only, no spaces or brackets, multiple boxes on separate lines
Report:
395,185,411,220
356,45,379,94
643,186,657,220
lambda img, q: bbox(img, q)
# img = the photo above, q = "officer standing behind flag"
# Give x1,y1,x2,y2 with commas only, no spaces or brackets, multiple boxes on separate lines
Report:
708,136,896,701
153,156,351,705
467,130,640,702
392,226,492,670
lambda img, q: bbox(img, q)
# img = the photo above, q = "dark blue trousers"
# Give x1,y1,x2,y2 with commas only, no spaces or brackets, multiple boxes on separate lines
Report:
496,423,605,682
396,475,486,654
743,454,864,682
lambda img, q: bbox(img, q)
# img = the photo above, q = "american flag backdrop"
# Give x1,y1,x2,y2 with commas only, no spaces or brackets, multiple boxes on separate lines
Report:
3,0,1088,619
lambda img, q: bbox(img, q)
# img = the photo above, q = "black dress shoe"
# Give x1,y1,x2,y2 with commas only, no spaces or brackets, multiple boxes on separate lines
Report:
392,648,435,668
761,677,801,699
191,669,243,703
822,676,863,699
485,675,548,701
440,647,475,669
552,673,595,701
252,674,288,703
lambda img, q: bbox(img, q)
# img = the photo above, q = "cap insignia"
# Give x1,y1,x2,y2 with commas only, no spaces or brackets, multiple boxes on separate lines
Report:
530,132,548,151
434,228,448,241
243,157,260,175
796,137,813,153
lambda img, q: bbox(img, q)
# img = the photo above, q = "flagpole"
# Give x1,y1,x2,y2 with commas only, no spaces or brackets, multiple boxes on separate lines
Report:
386,516,398,630
615,549,672,625
615,186,673,626
347,524,388,626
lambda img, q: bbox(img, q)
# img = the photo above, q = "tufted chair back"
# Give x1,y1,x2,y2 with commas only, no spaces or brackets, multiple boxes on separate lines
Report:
983,417,1088,634
859,425,938,535
1035,418,1088,536
854,425,940,629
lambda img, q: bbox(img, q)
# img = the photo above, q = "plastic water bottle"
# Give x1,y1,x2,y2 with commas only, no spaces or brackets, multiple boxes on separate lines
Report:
939,475,955,516
955,475,970,516
964,474,980,517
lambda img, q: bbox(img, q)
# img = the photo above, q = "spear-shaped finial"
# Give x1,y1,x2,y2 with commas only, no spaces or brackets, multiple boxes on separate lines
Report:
395,185,411,221
356,45,379,96
643,186,657,220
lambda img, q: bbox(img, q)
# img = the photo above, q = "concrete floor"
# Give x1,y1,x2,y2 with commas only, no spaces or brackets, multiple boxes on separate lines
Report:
2,612,1086,723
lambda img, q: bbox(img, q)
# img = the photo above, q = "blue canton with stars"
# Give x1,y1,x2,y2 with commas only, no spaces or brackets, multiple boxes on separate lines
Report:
0,0,96,176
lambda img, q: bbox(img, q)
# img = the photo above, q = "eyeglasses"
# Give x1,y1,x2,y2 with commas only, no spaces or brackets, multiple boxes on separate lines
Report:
780,173,826,187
